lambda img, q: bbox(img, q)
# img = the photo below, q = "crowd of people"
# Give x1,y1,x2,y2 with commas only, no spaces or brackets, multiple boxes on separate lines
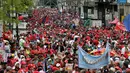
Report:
1,8,130,73
27,8,80,32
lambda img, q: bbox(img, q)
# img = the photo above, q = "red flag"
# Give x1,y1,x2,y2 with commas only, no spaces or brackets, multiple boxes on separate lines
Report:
115,22,126,31
109,17,119,24
45,16,49,23
18,16,24,20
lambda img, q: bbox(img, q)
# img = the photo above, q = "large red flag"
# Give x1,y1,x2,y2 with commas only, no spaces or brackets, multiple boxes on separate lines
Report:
109,17,119,24
115,22,126,31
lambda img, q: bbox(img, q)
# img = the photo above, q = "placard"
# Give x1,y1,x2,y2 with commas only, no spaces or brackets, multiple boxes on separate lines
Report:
92,20,102,27
13,22,27,29
65,63,73,71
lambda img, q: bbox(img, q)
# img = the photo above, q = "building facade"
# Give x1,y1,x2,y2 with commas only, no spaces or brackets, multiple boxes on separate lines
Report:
35,0,130,26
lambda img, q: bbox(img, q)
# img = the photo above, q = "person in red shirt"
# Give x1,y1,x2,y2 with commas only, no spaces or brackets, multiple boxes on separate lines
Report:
28,64,36,73
18,61,28,73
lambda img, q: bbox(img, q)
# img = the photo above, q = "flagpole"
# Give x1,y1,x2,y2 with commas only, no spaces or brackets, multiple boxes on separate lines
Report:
118,3,120,21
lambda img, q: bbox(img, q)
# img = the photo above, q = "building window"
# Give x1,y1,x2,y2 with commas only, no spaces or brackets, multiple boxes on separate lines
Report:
88,7,94,14
120,8,124,15
114,5,117,11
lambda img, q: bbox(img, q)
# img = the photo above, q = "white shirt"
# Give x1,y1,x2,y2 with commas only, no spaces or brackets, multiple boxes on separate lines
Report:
69,40,74,46
39,70,45,73
74,35,79,41
5,45,11,53
19,39,25,50
121,47,125,55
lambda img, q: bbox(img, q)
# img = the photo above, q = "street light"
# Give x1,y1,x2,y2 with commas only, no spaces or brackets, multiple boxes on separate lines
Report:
10,0,19,46
10,0,18,43
16,18,19,47
10,11,19,43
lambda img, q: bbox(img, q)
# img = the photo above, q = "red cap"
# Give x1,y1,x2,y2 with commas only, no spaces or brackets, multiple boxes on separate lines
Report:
28,64,36,69
124,53,128,59
110,52,115,57
31,50,38,54
115,66,122,72
10,59,18,65
38,62,43,66
21,61,26,65
24,43,29,48
18,16,24,20
52,66,59,71
33,71,39,73
26,58,31,61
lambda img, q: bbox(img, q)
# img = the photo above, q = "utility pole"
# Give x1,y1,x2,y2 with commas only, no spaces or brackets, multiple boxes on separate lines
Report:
118,3,120,21
16,14,19,46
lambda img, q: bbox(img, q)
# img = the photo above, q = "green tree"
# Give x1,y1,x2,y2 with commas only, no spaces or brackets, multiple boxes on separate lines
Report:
0,0,33,27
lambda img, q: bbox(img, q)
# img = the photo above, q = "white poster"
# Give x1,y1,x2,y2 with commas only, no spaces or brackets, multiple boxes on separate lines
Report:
80,6,84,19
13,22,27,29
92,20,102,27
65,63,73,71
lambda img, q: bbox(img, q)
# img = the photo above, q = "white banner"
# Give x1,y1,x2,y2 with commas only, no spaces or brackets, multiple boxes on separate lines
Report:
92,20,102,27
13,22,27,29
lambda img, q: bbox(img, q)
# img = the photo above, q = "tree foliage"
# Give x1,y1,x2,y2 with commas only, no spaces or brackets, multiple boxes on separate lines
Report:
0,0,33,24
